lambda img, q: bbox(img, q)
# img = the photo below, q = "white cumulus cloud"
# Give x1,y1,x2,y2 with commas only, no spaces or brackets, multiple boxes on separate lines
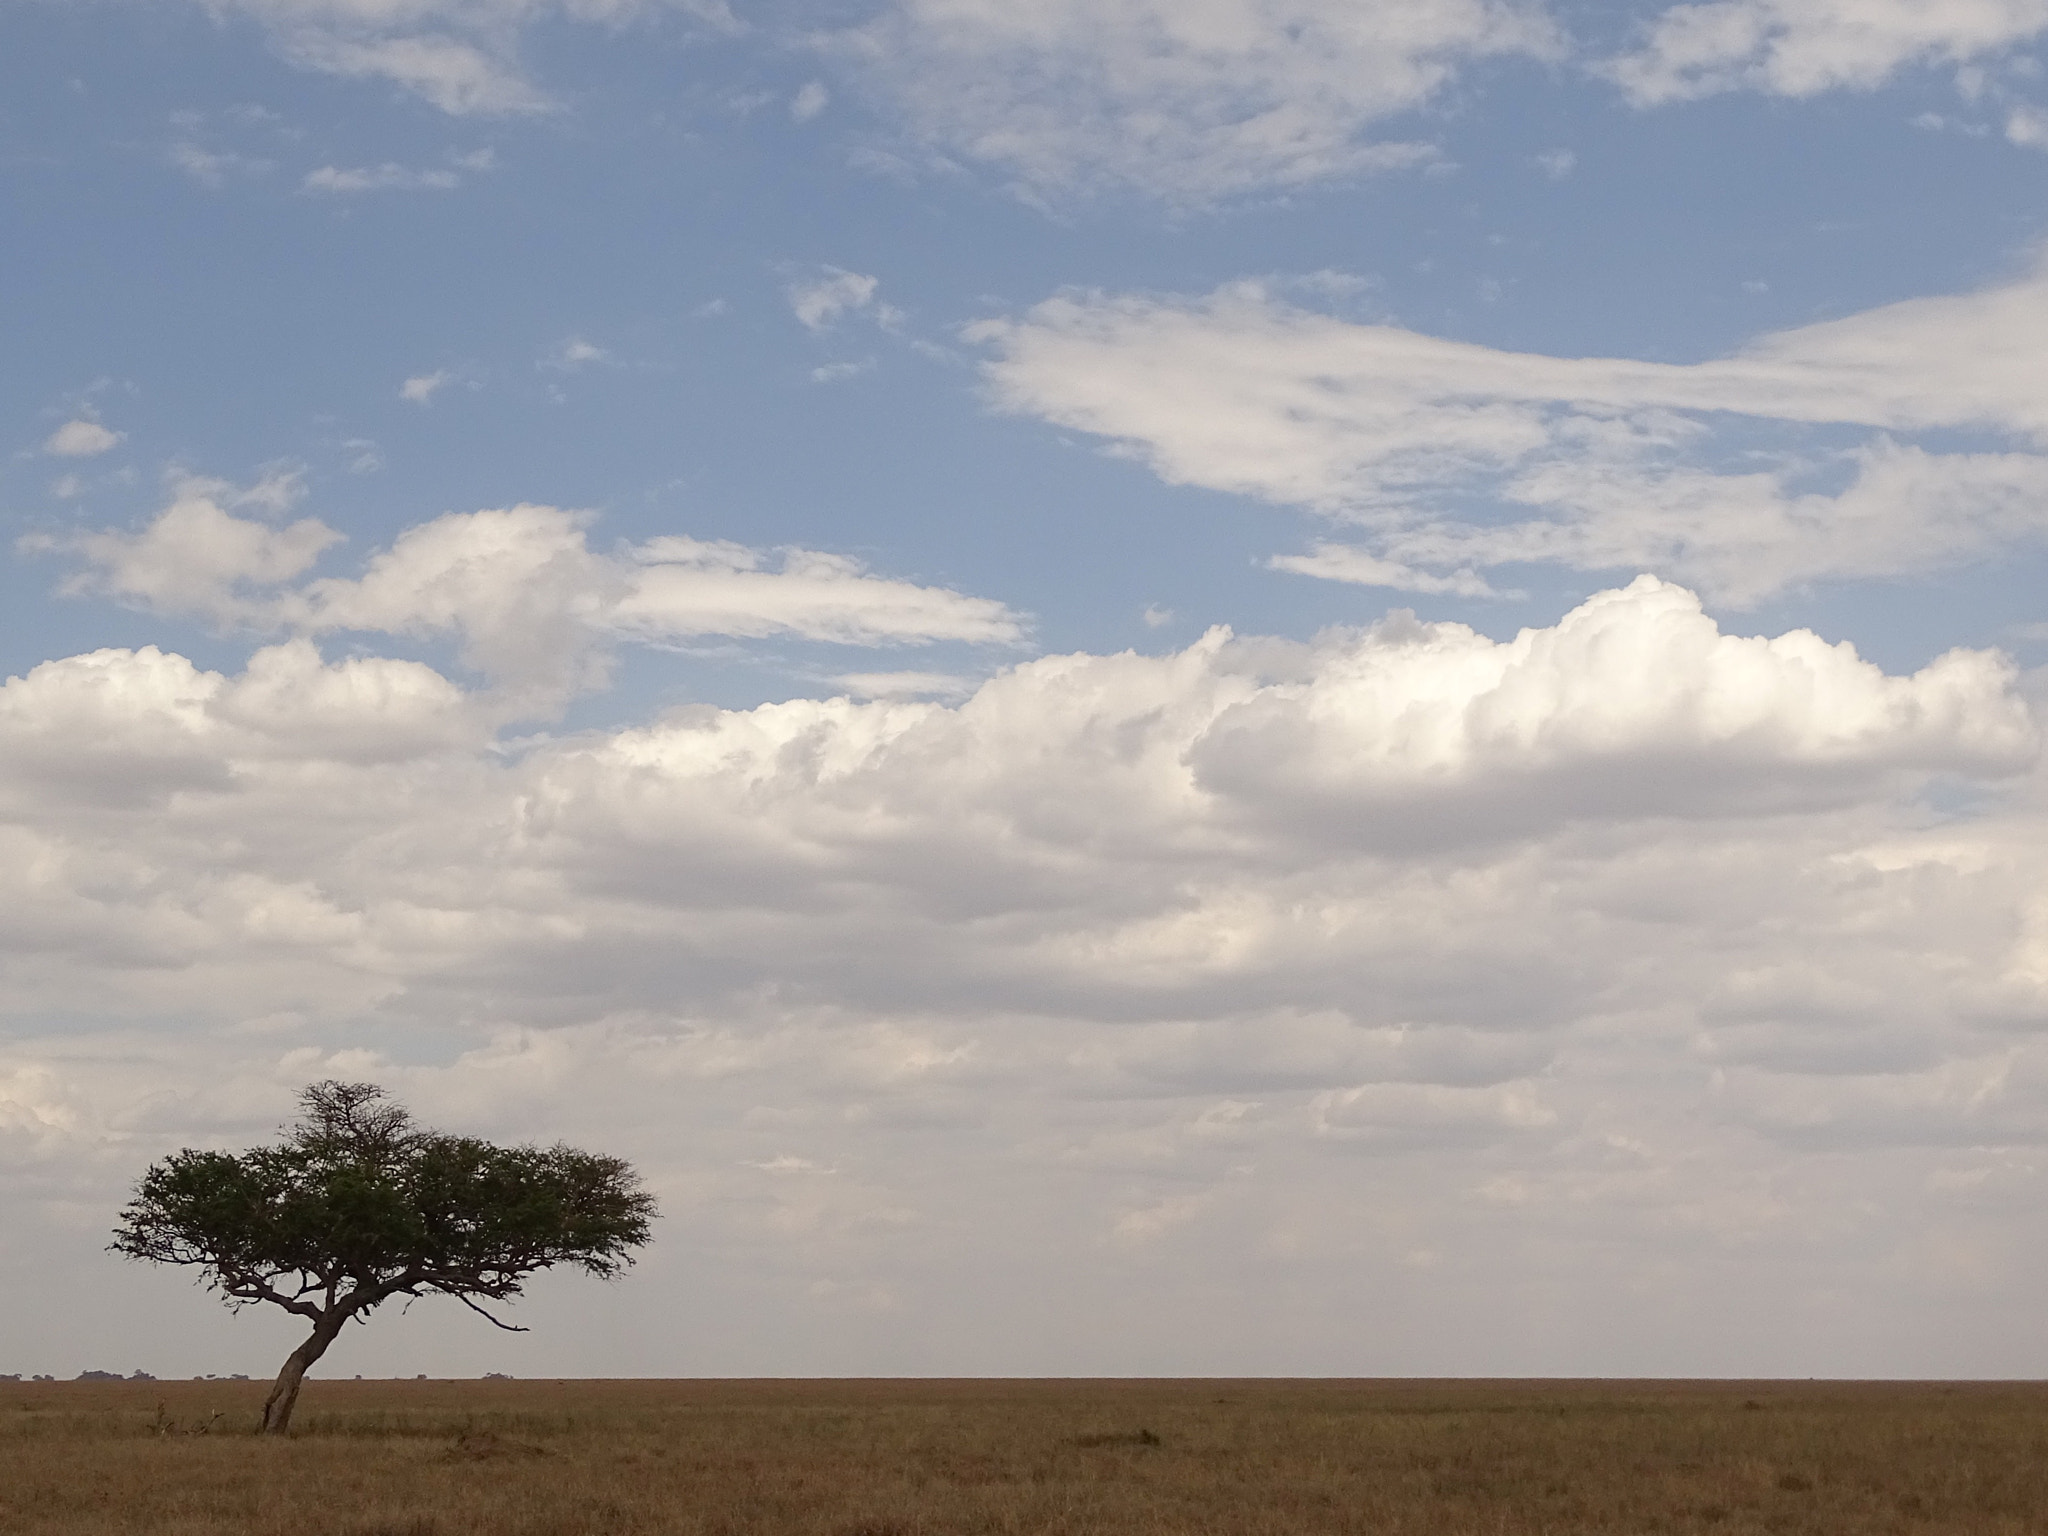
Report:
400,370,454,404
789,268,882,331
43,420,123,458
8,575,2048,1375
38,493,1028,718
544,337,609,369
29,473,340,624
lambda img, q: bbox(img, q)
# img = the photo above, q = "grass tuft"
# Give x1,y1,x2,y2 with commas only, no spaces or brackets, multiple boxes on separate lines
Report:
1071,1428,1160,1448
440,1431,550,1463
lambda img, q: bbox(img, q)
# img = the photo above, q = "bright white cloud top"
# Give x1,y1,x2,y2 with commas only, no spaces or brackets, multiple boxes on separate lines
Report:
8,0,2048,1380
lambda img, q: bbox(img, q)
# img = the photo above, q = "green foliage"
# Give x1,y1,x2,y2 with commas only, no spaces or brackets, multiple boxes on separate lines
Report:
111,1082,657,1329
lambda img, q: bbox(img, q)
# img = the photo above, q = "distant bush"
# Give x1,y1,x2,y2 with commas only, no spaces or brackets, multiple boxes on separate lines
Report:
1073,1428,1161,1448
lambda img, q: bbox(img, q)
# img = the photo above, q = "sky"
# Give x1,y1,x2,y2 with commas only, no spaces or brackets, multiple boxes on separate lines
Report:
8,0,2048,1382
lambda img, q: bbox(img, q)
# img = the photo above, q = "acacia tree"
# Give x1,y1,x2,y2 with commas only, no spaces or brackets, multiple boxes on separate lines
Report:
111,1081,657,1434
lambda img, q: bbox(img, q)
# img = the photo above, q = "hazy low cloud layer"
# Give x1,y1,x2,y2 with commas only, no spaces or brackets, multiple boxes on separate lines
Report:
974,255,2048,600
8,570,2048,1374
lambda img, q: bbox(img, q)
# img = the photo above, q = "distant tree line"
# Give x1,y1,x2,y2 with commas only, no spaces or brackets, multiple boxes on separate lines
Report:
0,1371,160,1382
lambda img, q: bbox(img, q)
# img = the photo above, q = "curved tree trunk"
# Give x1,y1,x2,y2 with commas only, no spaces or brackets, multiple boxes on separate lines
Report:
260,1314,344,1435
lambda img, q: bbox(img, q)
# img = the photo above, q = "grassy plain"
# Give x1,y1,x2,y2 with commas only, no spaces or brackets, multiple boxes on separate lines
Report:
3,1376,2046,1535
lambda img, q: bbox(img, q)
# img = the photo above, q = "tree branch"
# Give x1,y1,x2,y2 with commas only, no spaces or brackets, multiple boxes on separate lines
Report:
454,1292,530,1332
219,1271,325,1322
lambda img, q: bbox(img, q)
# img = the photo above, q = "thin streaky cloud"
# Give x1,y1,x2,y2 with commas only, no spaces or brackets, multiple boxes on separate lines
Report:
302,162,462,193
972,257,2048,601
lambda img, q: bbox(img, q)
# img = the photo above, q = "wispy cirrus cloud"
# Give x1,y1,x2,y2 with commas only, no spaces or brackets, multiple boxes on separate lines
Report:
186,0,739,116
168,140,272,187
971,253,2048,602
832,0,1559,202
302,161,461,193
1608,0,2048,105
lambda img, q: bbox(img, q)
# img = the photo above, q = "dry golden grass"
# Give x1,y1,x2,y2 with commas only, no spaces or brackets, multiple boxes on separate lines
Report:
4,1376,2047,1535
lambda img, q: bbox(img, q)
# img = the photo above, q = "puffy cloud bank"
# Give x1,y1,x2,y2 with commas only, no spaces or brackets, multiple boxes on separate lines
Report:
7,564,2048,1375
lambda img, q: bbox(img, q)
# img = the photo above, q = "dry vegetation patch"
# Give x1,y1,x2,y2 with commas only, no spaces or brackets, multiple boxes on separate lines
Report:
3,1377,2046,1535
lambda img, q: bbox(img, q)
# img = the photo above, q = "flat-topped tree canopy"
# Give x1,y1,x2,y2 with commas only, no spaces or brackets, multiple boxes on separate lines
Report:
112,1081,657,1434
